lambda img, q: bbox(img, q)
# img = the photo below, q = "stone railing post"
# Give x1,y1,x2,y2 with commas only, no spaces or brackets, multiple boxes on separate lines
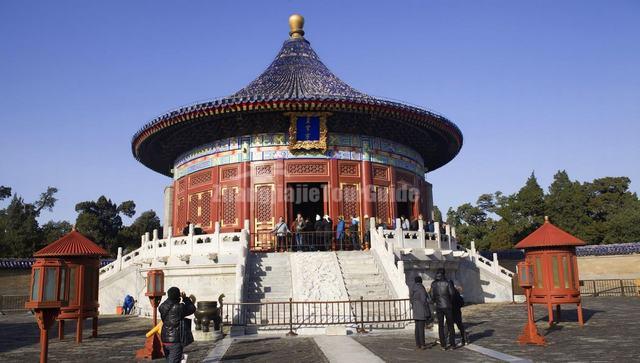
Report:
167,226,173,238
140,234,145,247
433,222,441,248
395,218,403,248
470,240,476,262
451,226,457,238
152,229,158,241
214,221,221,252
188,223,195,237
117,247,123,272
493,252,500,274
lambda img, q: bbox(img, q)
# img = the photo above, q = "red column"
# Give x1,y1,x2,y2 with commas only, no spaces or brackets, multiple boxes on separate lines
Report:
275,160,286,221
389,167,398,223
328,159,340,218
241,162,251,231
361,161,373,219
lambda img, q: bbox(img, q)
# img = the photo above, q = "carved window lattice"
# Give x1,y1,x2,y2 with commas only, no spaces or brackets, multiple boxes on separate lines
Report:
178,179,187,193
176,196,186,231
190,171,212,187
189,194,199,225
342,184,359,218
287,162,327,175
256,185,274,223
339,164,358,176
255,164,273,177
375,186,390,222
200,192,211,228
373,167,387,180
222,187,238,226
221,167,238,180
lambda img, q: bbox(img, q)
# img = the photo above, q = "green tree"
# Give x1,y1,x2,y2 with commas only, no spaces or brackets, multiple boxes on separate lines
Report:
118,210,162,252
432,205,443,223
545,170,590,239
75,196,136,254
0,186,61,257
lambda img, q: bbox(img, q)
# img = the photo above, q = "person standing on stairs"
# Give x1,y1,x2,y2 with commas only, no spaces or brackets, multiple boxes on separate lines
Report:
336,216,346,250
410,276,432,350
350,215,360,250
271,216,291,252
294,214,306,252
322,214,333,251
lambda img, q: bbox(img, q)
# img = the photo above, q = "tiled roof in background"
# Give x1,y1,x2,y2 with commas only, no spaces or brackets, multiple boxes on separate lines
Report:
0,258,114,269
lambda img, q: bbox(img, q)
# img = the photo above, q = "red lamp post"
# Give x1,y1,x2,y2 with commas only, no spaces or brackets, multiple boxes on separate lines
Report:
145,269,165,326
25,258,68,363
517,261,545,346
136,269,165,360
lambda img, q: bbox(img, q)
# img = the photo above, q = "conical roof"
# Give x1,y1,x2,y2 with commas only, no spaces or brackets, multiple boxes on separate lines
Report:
132,14,463,177
232,37,371,100
34,230,110,258
514,217,586,249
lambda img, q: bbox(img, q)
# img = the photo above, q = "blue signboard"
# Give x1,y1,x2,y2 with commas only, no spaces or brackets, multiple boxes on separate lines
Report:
296,116,321,141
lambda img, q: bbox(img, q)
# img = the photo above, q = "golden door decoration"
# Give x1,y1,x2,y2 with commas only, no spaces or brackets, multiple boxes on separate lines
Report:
188,191,213,229
221,187,239,227
254,184,275,250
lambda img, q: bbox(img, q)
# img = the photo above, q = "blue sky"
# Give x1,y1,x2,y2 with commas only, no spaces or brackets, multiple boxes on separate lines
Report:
1,0,638,224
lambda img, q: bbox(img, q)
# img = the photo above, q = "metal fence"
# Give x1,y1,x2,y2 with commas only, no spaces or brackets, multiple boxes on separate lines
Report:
580,279,640,297
221,297,412,333
0,295,29,313
250,231,367,252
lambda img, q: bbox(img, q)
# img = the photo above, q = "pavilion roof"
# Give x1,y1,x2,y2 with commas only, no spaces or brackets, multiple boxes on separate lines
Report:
34,230,110,258
514,217,586,249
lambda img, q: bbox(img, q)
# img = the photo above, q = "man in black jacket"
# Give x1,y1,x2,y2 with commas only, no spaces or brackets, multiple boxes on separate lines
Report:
430,269,456,350
410,276,431,349
159,287,196,363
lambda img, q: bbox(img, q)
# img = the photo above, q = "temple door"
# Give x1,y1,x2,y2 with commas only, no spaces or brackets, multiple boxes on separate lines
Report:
254,184,275,250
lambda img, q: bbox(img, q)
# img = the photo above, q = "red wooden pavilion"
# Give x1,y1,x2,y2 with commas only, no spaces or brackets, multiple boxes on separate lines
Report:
34,229,110,343
515,216,586,326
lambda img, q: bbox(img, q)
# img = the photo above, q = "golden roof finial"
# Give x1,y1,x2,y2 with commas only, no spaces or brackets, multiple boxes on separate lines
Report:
289,14,305,38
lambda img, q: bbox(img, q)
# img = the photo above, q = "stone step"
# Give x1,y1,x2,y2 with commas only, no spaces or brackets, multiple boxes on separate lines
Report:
340,266,379,274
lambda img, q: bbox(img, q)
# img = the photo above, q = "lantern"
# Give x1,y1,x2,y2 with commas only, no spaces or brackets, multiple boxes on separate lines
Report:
516,260,545,345
145,269,165,326
25,258,68,363
136,269,166,360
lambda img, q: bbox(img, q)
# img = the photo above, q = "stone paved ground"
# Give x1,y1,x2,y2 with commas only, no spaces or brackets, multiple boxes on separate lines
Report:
0,313,211,362
462,296,640,362
221,336,328,362
354,332,501,362
2,297,638,362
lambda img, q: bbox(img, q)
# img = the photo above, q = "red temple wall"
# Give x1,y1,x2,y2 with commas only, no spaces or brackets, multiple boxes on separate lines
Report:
172,159,430,235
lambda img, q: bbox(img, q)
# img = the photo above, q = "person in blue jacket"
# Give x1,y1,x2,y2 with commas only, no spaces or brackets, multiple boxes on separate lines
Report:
336,216,345,249
123,294,135,315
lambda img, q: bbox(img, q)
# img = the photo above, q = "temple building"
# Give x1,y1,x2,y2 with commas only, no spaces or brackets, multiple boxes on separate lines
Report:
132,14,462,241
98,15,512,324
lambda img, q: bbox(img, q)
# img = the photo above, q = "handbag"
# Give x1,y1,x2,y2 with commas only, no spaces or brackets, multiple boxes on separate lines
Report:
180,318,194,347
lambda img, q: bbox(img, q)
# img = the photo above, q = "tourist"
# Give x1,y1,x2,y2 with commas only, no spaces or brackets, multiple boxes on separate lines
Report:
376,217,387,229
350,215,360,250
427,220,434,233
295,214,305,252
401,216,410,231
182,221,191,236
410,214,422,231
122,294,135,315
451,283,468,346
303,217,313,250
410,276,432,350
271,216,291,252
431,269,456,350
159,287,196,363
336,216,345,250
322,214,333,251
194,224,204,235
363,214,370,248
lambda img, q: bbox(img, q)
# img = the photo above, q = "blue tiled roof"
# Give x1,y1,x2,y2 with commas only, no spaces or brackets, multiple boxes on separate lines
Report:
232,38,371,100
0,258,114,269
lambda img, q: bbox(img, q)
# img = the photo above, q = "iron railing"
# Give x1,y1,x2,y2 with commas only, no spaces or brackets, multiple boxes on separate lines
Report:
250,231,368,252
221,297,412,334
0,295,29,313
580,279,640,297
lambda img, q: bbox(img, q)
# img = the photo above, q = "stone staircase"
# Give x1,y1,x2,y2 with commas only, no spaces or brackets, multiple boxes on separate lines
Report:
336,251,405,329
244,252,293,330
